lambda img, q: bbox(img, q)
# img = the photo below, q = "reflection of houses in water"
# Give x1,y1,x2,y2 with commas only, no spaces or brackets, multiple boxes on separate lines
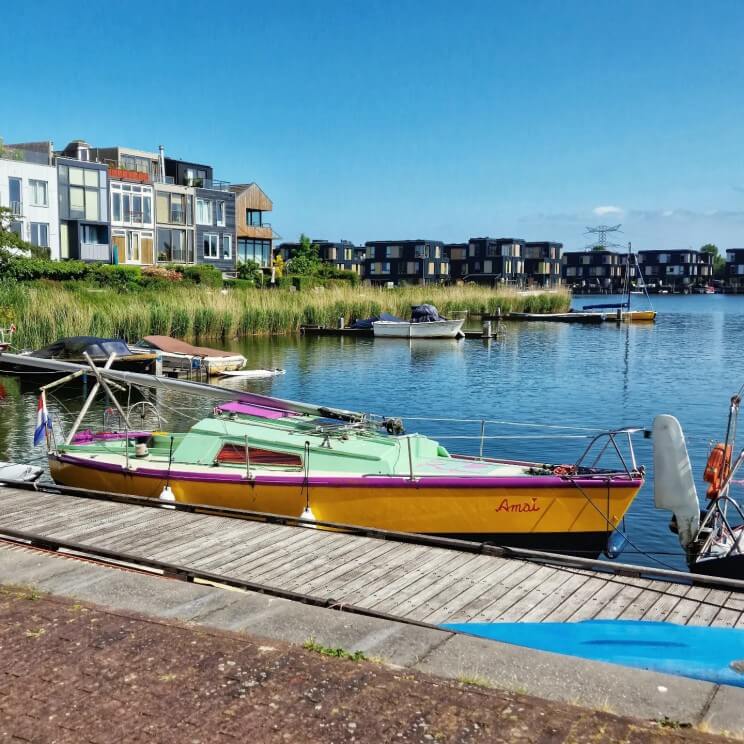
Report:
0,376,25,460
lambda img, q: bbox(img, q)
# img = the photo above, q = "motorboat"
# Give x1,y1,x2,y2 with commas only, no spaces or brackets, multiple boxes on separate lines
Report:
372,304,465,339
654,389,744,579
0,337,157,378
4,352,647,559
131,336,247,377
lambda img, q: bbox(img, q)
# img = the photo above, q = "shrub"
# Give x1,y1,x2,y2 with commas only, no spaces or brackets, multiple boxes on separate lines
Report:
88,264,142,290
236,260,263,285
180,264,223,288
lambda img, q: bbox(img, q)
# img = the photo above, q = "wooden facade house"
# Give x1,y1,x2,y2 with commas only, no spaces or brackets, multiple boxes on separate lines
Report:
230,183,274,269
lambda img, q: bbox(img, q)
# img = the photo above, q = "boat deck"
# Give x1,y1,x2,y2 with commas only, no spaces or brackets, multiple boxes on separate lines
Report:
1,484,743,628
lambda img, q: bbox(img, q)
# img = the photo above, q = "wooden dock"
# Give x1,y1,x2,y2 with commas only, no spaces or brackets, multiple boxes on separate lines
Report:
1,484,743,628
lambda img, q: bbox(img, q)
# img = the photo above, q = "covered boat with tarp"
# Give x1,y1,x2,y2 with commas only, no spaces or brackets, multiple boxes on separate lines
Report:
0,337,157,378
372,304,465,338
131,335,247,377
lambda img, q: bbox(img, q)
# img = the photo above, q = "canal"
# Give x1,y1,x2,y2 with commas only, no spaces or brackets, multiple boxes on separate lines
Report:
1,293,742,571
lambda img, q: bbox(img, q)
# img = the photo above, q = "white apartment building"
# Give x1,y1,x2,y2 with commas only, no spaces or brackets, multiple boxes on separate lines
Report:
0,153,60,259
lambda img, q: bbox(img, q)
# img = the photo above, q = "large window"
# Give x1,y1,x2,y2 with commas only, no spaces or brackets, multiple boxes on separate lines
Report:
216,201,225,226
158,228,192,263
30,222,49,247
386,246,401,259
29,179,48,207
237,238,271,267
247,209,262,226
196,198,212,225
110,182,153,227
203,233,219,259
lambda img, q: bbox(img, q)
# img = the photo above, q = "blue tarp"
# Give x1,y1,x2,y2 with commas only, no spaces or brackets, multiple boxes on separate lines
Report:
410,304,446,322
442,620,744,687
349,312,402,329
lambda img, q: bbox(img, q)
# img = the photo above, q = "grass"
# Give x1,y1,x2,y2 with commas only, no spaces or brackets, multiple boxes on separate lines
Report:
457,674,492,688
1,280,571,348
303,639,369,662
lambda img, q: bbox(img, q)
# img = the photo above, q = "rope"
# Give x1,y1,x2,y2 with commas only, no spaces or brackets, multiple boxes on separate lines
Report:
400,416,605,432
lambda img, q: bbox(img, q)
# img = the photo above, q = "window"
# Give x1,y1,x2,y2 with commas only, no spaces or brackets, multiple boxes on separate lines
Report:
222,234,232,260
386,245,401,259
433,245,441,259
30,180,48,207
203,233,219,259
143,195,152,225
70,186,85,218
382,261,391,274
113,191,122,222
29,223,49,247
215,201,225,226
158,229,190,263
196,198,212,225
414,245,428,259
8,177,21,214
440,262,448,275
237,238,271,267
247,209,262,226
658,254,669,264
468,243,476,257
127,232,141,262
449,248,466,260
566,267,577,277
406,261,418,274
170,194,185,224
484,260,492,274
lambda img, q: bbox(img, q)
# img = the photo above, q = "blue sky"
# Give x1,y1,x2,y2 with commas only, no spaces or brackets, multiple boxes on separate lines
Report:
4,0,744,251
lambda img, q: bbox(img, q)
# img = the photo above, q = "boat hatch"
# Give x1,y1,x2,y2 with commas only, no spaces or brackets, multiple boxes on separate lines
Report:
216,443,302,468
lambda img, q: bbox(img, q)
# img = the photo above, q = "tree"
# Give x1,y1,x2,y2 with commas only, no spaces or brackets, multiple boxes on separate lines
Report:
700,244,726,279
288,233,321,275
0,206,35,255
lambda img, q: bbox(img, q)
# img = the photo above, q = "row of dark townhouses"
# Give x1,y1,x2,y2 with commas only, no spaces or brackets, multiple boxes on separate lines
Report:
3,139,743,290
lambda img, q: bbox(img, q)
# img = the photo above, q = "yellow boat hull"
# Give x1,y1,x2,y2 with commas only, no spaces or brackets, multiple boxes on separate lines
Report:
622,310,656,322
49,456,643,556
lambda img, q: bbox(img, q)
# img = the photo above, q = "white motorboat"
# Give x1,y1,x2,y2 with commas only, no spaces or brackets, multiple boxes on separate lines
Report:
373,318,465,339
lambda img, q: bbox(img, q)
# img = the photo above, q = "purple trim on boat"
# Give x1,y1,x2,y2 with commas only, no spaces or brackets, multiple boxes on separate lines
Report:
70,430,152,444
54,453,643,490
217,401,298,420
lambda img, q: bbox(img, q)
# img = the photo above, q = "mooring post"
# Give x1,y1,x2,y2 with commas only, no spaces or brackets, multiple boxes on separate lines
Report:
482,320,492,338
337,316,345,329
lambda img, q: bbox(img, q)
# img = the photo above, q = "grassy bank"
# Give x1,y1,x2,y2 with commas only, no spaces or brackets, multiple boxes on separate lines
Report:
1,281,571,348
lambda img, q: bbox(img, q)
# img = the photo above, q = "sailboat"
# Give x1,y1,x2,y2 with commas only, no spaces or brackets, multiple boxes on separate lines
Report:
0,351,646,558
582,243,656,322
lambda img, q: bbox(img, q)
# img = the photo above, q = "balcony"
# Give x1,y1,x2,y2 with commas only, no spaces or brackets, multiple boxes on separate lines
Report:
80,242,111,261
185,177,231,192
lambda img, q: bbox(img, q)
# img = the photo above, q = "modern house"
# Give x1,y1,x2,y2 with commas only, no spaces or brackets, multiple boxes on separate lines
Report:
55,141,110,262
363,240,448,285
230,183,273,269
165,158,236,273
524,241,562,288
0,141,60,259
561,250,624,292
446,237,525,285
725,249,744,292
636,250,713,290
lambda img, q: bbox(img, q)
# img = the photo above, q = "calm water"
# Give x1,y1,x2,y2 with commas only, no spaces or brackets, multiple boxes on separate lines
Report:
2,293,743,570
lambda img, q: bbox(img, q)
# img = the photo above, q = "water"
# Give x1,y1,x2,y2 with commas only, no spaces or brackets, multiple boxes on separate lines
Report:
2,293,743,571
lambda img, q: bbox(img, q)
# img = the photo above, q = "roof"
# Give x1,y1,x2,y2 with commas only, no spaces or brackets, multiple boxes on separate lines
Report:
142,336,239,358
230,182,272,211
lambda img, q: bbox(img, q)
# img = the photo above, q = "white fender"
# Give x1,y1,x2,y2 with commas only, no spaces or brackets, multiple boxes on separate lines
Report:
653,414,700,547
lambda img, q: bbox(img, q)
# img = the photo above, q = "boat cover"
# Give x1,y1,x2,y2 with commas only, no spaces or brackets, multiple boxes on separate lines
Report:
442,620,744,688
31,337,134,360
141,336,239,358
411,304,446,322
0,461,43,483
349,312,402,329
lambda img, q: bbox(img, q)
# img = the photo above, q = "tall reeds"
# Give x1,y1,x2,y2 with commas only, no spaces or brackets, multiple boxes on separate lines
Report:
1,281,571,348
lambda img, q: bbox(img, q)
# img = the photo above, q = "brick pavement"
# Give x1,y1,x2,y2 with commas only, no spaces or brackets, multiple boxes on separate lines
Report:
0,586,736,744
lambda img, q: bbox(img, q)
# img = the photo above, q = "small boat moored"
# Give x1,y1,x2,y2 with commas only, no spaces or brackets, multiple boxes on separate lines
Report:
654,389,744,580
373,305,465,338
131,335,248,377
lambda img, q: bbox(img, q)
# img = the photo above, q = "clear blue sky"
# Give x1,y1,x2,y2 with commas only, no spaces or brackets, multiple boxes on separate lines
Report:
4,0,744,251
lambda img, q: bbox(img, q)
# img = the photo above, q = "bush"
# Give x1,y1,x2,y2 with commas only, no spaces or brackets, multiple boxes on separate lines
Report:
236,260,264,285
179,264,223,288
88,264,142,290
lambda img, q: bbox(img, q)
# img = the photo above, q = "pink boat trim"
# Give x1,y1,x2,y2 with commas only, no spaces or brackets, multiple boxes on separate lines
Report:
53,453,643,490
70,430,152,444
216,401,298,419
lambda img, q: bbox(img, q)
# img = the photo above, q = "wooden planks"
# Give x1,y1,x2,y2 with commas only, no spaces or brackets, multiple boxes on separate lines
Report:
1,485,743,629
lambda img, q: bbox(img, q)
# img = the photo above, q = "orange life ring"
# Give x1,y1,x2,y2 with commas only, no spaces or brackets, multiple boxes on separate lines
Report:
553,465,575,476
704,442,732,499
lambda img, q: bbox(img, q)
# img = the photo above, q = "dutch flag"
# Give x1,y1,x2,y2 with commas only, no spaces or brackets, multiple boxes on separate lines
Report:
33,393,51,447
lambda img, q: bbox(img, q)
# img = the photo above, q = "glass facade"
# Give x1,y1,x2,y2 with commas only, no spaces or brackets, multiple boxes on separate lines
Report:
237,238,271,267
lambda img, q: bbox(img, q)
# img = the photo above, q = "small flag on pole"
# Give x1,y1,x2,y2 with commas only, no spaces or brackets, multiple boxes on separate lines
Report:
33,393,50,447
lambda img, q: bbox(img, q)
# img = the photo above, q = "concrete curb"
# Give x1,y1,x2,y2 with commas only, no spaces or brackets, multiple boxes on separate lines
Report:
1,543,742,736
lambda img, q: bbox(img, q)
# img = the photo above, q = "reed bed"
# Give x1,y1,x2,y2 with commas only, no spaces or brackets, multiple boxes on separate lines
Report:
1,281,571,348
